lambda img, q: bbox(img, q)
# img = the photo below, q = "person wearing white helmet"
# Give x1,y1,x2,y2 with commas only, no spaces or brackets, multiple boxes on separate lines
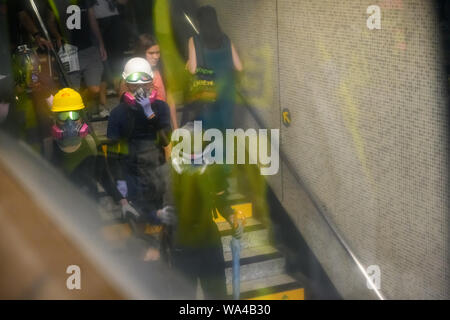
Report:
106,57,172,260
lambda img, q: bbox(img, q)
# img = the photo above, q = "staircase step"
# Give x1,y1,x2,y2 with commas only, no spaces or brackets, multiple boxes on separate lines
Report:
89,120,108,137
226,273,304,300
100,220,162,243
98,195,121,221
223,245,278,262
225,252,285,284
222,228,270,253
214,202,253,223
217,218,267,238
226,177,246,201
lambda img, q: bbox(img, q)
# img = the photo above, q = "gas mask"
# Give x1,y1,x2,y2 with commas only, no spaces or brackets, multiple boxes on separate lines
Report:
134,87,149,99
52,119,88,148
123,88,157,108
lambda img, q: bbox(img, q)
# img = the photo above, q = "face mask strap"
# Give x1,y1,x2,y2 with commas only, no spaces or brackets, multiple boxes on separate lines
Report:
79,123,89,137
52,122,88,140
51,124,63,140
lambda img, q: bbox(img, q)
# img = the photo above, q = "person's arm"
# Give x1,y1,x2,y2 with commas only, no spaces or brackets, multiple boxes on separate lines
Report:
215,188,244,239
18,10,52,50
155,101,173,161
156,103,172,144
167,93,178,129
231,42,243,72
106,112,135,215
186,37,197,74
87,7,107,61
47,10,62,49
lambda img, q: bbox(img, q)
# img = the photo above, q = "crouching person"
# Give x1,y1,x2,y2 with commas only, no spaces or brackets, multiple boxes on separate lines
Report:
106,57,172,256
47,88,123,207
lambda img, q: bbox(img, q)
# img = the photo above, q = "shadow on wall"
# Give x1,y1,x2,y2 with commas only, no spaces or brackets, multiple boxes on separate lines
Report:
266,186,342,300
436,0,450,296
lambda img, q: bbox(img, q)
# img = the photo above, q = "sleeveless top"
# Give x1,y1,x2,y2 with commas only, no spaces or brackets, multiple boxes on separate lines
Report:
195,34,236,131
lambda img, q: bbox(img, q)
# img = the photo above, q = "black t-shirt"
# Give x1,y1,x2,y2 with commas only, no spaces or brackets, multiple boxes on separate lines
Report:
107,99,171,142
57,0,95,50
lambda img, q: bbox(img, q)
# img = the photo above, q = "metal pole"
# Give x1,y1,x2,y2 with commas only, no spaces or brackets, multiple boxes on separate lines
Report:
29,0,72,87
184,12,199,35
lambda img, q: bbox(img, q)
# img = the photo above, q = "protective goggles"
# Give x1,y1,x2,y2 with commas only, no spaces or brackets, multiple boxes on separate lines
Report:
125,72,153,83
56,111,81,121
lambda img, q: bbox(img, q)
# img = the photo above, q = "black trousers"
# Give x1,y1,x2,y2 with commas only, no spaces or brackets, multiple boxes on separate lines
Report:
171,243,227,300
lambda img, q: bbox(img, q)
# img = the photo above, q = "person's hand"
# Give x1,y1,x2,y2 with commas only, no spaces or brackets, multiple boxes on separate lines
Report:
143,247,160,261
120,199,140,220
99,44,107,61
35,35,53,50
229,213,244,239
232,220,244,239
157,206,177,226
55,37,63,50
136,95,155,119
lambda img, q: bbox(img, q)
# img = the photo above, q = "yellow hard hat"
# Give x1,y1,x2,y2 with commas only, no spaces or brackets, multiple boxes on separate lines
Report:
51,88,85,112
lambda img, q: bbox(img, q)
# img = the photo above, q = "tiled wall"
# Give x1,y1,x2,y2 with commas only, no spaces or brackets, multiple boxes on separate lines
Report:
196,0,449,299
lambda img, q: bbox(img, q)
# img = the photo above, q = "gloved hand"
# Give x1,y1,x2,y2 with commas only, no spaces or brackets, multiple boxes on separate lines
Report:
136,95,155,119
157,206,177,226
116,180,128,198
121,200,140,220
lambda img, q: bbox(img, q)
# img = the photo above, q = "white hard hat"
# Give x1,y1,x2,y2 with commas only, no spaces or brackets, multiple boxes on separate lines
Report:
122,57,153,83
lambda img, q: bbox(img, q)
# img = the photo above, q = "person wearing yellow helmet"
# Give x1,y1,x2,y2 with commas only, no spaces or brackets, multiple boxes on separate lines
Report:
50,88,89,150
47,88,126,208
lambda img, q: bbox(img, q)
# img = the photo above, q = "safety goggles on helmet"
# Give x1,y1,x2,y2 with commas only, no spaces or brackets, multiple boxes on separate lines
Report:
125,72,153,84
56,111,81,121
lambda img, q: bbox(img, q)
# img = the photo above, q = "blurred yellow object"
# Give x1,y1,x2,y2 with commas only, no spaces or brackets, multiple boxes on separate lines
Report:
214,203,252,223
51,88,85,112
248,288,304,300
233,210,246,228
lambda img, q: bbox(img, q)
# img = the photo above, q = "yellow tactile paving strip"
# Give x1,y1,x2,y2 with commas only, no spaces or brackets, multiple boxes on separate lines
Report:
248,288,304,300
